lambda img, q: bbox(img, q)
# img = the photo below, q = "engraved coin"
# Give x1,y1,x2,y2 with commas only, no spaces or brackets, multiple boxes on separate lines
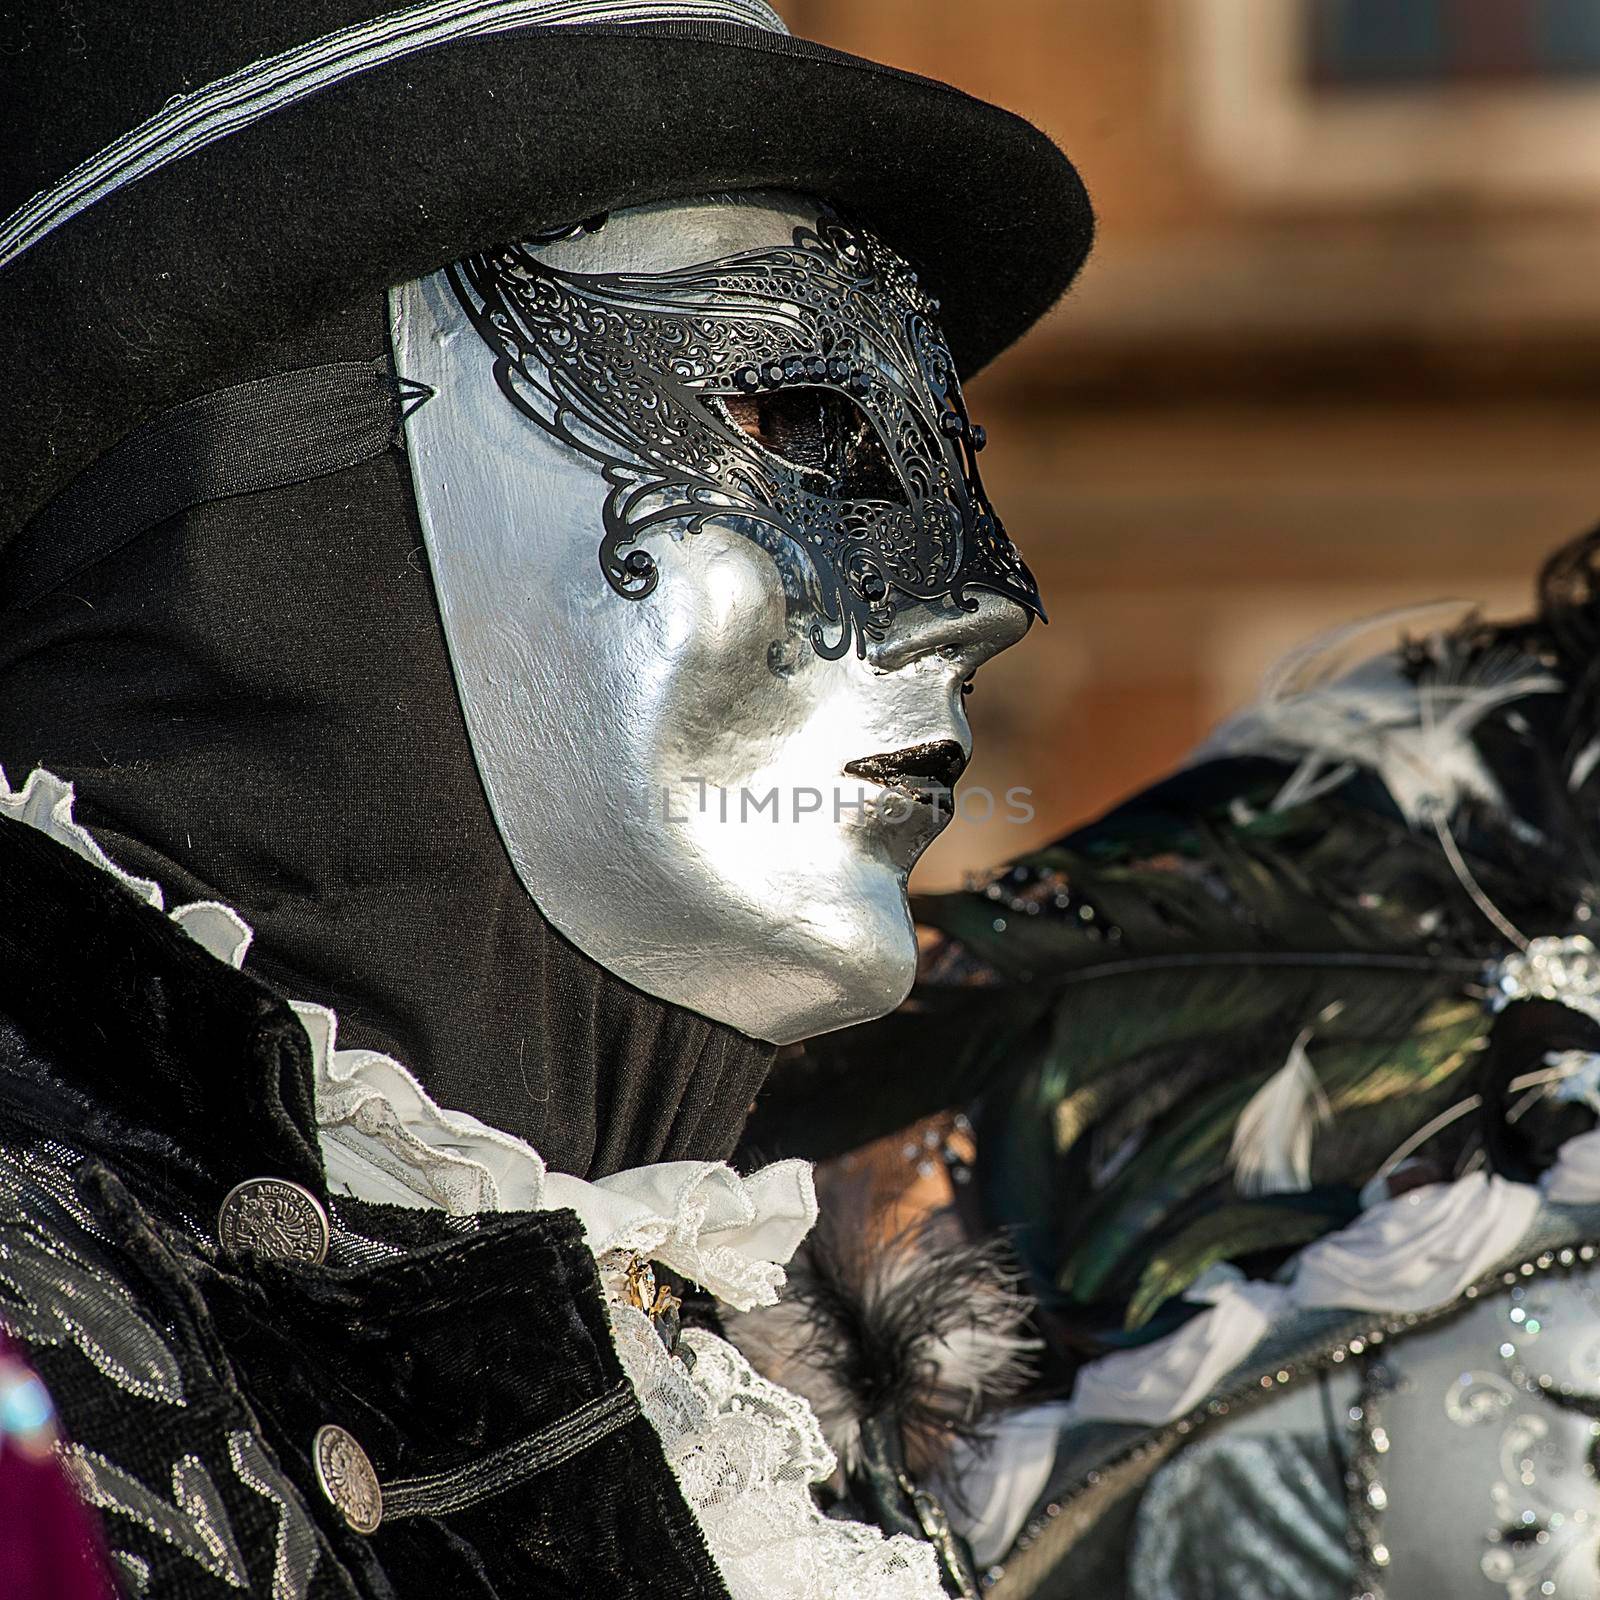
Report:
312,1423,383,1534
216,1178,330,1264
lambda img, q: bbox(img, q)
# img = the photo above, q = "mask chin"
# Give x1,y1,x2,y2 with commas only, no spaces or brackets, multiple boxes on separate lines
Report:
390,192,1020,1042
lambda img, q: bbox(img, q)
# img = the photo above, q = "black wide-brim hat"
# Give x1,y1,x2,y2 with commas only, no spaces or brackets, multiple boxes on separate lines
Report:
0,0,1093,546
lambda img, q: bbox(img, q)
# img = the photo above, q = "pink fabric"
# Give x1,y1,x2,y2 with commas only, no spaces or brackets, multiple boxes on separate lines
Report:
0,1333,115,1600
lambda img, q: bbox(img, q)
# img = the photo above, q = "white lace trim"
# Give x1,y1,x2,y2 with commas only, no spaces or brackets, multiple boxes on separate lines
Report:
611,1303,944,1599
299,993,817,1310
3,764,940,1597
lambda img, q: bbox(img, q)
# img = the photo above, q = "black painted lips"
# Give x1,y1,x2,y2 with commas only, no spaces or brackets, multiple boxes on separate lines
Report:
843,739,968,810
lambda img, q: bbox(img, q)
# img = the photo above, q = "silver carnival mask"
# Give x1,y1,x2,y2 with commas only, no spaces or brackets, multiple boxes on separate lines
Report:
391,193,1036,1043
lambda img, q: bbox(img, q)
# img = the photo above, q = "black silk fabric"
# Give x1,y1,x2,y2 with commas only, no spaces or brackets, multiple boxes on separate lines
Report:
0,296,774,1180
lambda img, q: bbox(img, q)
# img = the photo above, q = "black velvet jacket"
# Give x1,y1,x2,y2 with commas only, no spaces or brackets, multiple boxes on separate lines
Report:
0,811,730,1597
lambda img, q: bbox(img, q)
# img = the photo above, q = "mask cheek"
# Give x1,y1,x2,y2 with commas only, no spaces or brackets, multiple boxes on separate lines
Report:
642,525,793,756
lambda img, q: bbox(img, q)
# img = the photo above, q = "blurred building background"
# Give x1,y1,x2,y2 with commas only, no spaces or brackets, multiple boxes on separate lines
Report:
779,0,1600,888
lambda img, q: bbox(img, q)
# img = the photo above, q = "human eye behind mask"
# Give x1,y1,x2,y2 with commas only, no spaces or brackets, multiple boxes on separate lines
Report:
448,203,1044,660
713,385,907,506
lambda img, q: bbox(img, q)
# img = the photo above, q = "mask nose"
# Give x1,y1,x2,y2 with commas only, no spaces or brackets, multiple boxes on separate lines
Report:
865,591,1033,676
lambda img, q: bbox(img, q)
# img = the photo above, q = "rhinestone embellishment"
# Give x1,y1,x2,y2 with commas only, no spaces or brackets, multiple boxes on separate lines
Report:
1492,935,1600,1025
216,1178,330,1265
312,1424,382,1535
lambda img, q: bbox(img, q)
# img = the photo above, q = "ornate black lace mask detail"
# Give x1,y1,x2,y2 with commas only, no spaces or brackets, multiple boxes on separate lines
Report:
450,216,1044,658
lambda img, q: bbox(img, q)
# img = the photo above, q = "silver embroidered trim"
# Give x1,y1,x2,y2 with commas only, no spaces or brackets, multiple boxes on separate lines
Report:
62,1445,249,1587
229,1431,324,1600
111,1550,153,1596
1344,1357,1393,1600
0,1147,186,1406
0,0,786,272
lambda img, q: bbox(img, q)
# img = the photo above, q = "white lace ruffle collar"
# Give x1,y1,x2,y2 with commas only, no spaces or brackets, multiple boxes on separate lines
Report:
0,765,814,1312
300,993,815,1312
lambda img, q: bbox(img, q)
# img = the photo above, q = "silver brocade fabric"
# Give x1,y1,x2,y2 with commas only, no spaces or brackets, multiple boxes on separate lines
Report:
0,1141,324,1596
1130,1432,1351,1600
1127,1263,1600,1600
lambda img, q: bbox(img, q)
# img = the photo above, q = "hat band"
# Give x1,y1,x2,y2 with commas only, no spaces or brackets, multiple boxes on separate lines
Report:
1,360,428,612
0,0,786,275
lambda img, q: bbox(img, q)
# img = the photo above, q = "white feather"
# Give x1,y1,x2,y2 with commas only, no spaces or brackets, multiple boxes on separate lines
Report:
1229,1030,1332,1196
1572,736,1600,792
1546,1049,1600,1114
1260,601,1471,702
1201,607,1558,827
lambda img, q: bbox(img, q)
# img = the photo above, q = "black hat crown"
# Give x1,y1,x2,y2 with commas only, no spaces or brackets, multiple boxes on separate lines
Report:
0,0,1092,548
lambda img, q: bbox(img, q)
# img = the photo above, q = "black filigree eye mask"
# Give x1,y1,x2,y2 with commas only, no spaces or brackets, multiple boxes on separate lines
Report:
450,214,1044,659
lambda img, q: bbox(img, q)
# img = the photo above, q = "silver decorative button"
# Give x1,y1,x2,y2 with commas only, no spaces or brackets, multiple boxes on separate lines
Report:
313,1424,383,1534
216,1178,330,1264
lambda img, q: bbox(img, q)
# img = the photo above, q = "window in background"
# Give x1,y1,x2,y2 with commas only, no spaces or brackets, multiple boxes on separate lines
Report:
1308,0,1600,87
1181,0,1600,200
1305,0,1600,86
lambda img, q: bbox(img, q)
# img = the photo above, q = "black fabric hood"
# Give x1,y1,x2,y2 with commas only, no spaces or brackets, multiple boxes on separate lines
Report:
0,296,775,1181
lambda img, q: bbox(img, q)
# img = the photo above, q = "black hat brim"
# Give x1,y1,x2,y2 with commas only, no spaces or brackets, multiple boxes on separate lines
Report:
0,20,1093,542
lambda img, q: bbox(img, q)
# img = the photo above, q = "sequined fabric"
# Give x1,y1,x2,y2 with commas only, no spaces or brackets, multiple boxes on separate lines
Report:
1361,1271,1600,1600
1129,1433,1351,1600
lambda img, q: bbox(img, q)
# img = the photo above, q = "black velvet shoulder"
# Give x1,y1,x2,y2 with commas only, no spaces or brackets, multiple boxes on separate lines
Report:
0,815,728,1598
